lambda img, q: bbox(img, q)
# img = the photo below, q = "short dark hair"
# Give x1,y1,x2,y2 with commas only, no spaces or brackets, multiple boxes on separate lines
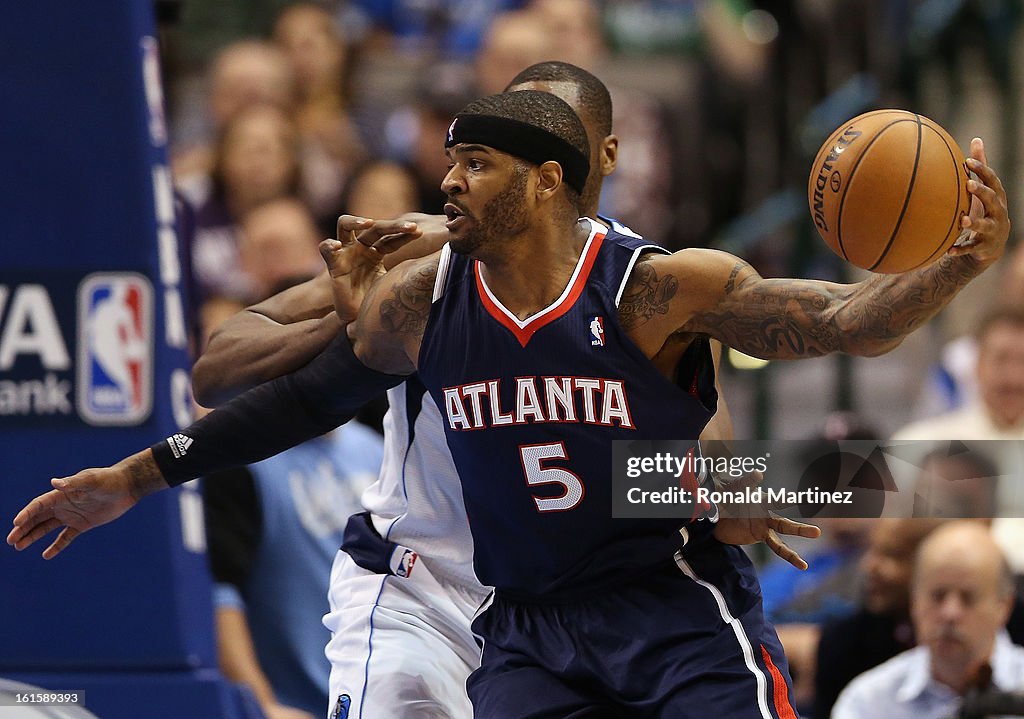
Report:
454,90,590,203
506,61,613,137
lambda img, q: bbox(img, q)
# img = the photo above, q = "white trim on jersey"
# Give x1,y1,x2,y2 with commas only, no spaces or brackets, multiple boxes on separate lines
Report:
433,243,453,303
609,218,643,239
674,552,773,719
614,244,668,308
476,217,603,330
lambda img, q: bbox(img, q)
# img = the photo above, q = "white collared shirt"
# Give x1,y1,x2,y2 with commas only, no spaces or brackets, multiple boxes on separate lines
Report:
832,632,1024,719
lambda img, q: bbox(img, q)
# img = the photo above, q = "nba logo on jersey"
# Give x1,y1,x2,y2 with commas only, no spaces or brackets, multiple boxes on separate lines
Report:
77,273,153,425
589,316,605,347
393,547,419,578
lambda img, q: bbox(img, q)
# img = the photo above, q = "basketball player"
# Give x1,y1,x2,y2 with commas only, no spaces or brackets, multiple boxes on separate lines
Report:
191,62,747,719
9,89,1010,716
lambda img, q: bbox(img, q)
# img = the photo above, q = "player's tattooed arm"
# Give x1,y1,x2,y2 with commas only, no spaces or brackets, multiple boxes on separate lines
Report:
619,255,679,330
630,248,991,360
352,252,440,374
690,253,988,358
379,261,436,336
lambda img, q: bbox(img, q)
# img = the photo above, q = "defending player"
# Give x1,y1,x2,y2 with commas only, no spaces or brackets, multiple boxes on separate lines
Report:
10,92,1009,716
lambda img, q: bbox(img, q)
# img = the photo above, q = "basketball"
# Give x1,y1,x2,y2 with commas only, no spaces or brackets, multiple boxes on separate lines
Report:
808,109,971,273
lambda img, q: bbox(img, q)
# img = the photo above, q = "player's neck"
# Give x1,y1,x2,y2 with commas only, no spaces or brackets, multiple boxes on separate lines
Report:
478,219,590,321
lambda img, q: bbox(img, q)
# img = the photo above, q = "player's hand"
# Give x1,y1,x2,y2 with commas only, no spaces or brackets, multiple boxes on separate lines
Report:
714,514,821,571
709,468,821,570
7,450,165,559
947,137,1010,266
319,215,423,322
381,213,450,270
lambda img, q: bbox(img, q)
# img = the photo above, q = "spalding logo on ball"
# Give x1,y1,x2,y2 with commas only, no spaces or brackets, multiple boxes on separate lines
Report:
808,109,971,273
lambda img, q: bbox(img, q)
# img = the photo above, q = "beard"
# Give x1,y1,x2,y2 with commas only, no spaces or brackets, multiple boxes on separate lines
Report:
449,167,530,256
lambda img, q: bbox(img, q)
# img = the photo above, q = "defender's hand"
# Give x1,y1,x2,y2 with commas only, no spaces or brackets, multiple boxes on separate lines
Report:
7,451,164,559
320,215,423,322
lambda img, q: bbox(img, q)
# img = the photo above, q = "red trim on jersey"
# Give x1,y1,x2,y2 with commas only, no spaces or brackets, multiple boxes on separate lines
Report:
760,644,799,719
475,229,607,347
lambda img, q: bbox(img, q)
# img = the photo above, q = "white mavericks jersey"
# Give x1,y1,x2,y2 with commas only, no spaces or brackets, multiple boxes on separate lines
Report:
360,377,487,594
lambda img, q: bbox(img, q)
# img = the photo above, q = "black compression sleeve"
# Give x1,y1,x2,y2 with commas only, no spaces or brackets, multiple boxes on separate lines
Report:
151,331,407,486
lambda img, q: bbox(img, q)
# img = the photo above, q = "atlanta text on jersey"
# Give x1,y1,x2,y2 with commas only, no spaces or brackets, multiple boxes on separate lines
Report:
442,376,634,430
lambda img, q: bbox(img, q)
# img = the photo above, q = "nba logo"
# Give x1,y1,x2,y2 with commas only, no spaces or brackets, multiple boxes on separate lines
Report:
589,316,605,347
395,548,418,578
447,118,457,143
77,273,153,425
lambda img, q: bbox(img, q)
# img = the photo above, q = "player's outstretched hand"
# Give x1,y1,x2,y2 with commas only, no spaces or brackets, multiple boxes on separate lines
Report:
7,450,166,559
947,137,1010,266
714,514,821,571
319,215,423,322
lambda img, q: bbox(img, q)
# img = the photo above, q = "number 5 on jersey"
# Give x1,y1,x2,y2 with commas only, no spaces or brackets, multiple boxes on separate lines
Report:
519,442,585,512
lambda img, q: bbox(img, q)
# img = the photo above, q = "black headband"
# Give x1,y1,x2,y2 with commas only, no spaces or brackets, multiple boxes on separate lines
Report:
445,114,589,195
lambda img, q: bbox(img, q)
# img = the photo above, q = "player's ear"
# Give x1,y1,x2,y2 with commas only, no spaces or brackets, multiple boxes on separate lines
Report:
536,161,564,200
601,135,618,177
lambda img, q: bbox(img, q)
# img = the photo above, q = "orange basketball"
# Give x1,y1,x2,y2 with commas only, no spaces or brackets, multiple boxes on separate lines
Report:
808,109,971,273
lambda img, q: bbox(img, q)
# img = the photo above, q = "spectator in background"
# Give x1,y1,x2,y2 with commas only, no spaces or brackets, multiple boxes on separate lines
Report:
759,414,879,710
199,275,384,719
383,62,477,215
340,160,419,224
204,410,383,719
814,519,945,719
911,244,1024,420
173,40,296,197
237,198,323,303
352,0,525,58
474,10,553,95
911,448,1000,520
894,305,1024,574
832,522,1024,719
190,105,301,305
272,3,366,225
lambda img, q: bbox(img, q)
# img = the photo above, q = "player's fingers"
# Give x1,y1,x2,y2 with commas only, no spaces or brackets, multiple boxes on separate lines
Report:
13,517,63,550
969,137,988,168
371,229,425,254
336,214,372,240
766,530,809,571
965,178,1002,219
966,156,1005,197
42,526,80,560
9,489,60,533
356,220,419,247
769,515,821,539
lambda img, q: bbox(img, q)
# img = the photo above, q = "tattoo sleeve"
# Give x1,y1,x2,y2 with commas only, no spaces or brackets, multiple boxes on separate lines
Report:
378,261,437,337
690,254,985,359
619,257,679,330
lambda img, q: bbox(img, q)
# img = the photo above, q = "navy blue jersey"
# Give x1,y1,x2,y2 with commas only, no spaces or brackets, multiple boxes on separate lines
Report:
418,218,717,598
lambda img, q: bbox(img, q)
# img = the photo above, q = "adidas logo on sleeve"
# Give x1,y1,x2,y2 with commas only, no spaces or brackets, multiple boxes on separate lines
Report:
167,433,193,459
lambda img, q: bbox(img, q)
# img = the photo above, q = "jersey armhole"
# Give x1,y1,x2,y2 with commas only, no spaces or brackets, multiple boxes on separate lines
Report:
614,245,670,307
432,243,453,302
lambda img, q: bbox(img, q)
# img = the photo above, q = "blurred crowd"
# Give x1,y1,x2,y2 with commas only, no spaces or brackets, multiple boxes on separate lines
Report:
149,1,1024,717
